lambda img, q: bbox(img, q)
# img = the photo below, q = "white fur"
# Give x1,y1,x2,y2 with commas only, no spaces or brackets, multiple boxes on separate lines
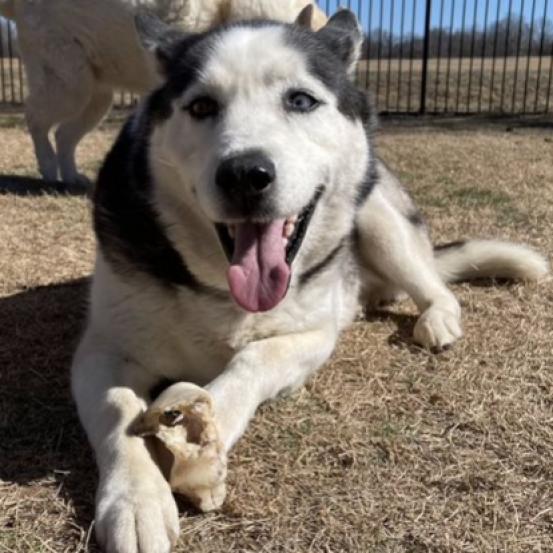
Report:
3,0,326,185
71,21,549,553
435,239,550,282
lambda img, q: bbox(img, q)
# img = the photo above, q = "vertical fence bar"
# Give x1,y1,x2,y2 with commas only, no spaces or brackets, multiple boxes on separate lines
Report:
433,0,446,111
407,0,417,112
466,0,480,111
419,0,432,113
363,0,373,90
354,0,363,87
533,0,549,112
386,0,395,110
500,0,514,111
489,0,503,110
477,0,491,112
445,0,456,111
455,0,469,112
397,0,406,111
522,0,537,113
376,2,384,109
511,0,526,113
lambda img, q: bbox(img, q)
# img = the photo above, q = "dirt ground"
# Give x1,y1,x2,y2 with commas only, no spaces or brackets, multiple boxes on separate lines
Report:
0,113,552,553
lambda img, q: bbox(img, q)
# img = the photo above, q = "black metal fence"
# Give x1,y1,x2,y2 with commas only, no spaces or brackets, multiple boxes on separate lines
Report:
1,0,552,114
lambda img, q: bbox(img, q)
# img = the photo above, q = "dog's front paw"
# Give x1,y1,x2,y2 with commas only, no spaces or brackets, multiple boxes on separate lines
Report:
135,382,227,513
96,473,179,553
413,305,462,350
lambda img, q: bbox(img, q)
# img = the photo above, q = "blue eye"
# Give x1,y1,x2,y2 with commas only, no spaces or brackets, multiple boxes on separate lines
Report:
285,90,320,113
186,96,219,119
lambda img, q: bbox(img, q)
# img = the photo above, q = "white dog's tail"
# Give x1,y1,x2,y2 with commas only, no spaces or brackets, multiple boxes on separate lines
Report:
434,240,549,283
0,0,15,19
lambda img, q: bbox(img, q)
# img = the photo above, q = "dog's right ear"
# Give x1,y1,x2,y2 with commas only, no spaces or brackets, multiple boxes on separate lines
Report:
295,4,314,29
135,9,190,76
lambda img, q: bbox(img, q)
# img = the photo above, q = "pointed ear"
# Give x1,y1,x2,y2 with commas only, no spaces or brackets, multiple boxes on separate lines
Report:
317,9,362,77
295,4,314,29
134,9,190,76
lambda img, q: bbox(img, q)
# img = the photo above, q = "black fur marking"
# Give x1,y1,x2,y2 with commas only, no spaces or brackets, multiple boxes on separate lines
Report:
407,209,425,227
94,99,219,295
355,147,378,206
434,240,467,251
284,26,374,125
299,240,345,286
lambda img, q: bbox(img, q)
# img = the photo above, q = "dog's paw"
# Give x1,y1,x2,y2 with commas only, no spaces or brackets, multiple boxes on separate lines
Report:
95,472,179,553
135,382,227,513
413,306,462,350
68,172,93,189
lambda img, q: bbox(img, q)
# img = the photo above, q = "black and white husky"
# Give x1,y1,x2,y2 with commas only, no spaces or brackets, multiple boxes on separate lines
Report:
72,9,548,553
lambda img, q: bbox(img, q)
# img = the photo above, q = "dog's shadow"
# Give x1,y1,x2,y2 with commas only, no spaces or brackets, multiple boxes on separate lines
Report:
0,278,98,541
0,174,90,196
363,308,421,350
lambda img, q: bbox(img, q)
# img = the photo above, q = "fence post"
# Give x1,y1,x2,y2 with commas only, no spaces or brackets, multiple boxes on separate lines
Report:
419,0,432,114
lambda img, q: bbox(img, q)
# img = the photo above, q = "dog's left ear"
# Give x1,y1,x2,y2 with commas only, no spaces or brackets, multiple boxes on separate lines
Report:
317,9,362,77
135,9,191,76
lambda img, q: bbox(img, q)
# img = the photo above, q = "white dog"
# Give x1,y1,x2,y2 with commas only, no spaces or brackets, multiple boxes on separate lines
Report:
71,9,548,553
0,0,326,185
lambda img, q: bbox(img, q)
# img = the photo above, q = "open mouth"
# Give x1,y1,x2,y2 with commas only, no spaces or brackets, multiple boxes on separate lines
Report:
215,187,324,313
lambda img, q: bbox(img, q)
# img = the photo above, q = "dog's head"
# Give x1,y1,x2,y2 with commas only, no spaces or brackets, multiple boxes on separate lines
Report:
136,10,373,312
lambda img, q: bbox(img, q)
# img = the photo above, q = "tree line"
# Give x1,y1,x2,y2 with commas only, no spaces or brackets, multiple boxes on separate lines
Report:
363,15,553,59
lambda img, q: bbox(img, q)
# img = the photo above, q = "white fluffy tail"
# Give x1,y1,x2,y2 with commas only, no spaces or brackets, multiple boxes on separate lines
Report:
435,240,549,283
0,0,15,19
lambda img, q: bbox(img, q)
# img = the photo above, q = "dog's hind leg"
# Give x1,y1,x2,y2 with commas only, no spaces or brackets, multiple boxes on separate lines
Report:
24,101,59,182
356,185,462,350
20,36,100,184
55,87,113,186
71,333,180,553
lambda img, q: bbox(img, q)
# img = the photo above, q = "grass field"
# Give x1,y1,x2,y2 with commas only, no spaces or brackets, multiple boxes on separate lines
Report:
0,115,552,552
1,56,552,114
357,56,553,113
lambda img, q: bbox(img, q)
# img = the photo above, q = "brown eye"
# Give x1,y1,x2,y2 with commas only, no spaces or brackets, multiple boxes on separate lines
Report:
186,96,219,119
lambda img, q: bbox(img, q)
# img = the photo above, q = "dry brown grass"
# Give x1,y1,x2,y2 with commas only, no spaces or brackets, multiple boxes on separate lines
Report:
356,56,553,113
0,114,552,552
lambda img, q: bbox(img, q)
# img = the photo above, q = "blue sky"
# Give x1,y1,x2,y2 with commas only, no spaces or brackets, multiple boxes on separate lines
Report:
317,0,552,36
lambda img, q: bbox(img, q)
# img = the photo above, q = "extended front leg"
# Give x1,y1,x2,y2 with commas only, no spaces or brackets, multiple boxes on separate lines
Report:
140,326,338,511
356,186,462,350
71,333,179,553
208,326,338,449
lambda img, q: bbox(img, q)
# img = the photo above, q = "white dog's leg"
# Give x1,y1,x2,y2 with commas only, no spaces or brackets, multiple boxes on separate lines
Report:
208,327,337,449
71,333,179,553
56,88,113,186
357,188,462,350
25,102,59,182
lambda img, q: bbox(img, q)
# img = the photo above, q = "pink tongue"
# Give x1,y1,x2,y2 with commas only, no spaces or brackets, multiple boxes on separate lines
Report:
227,220,291,312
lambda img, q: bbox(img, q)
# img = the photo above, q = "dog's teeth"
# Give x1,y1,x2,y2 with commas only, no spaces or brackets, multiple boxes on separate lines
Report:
284,222,295,238
289,214,298,223
282,237,289,247
228,225,235,238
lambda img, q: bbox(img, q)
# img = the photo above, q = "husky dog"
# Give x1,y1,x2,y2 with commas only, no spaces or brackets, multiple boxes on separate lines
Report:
71,9,548,553
0,0,325,186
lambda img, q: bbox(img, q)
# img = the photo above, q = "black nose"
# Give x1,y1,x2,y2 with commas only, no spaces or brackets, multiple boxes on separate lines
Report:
215,151,275,197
